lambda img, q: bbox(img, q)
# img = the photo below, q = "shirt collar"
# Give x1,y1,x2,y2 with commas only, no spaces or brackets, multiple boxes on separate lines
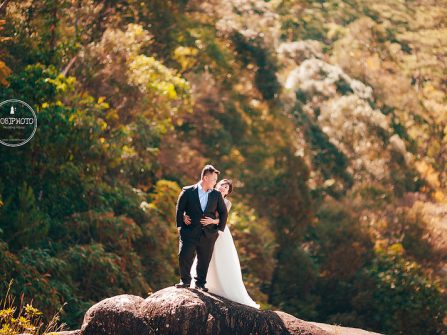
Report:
198,181,212,193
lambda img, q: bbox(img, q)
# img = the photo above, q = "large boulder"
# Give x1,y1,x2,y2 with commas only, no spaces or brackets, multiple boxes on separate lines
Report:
74,287,330,335
80,294,149,334
56,287,382,335
136,287,329,335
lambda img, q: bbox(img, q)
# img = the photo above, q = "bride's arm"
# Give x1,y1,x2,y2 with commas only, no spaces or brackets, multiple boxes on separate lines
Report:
201,199,232,225
225,199,232,213
210,200,231,224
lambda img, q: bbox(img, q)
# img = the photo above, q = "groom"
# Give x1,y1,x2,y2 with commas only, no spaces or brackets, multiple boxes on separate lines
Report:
175,164,228,291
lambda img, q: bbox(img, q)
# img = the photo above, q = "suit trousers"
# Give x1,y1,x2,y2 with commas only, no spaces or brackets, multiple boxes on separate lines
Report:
178,229,219,286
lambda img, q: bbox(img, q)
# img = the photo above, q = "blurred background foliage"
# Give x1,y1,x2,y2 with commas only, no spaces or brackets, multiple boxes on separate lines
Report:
0,1,446,334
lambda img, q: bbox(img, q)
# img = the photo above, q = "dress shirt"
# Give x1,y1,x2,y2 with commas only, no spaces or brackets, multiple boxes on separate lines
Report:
197,182,212,212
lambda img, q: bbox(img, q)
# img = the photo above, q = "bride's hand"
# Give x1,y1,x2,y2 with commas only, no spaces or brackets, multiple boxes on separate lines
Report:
200,216,217,226
183,213,191,225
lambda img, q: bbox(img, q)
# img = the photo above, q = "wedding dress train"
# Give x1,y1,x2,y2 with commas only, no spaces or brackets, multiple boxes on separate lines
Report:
191,219,260,309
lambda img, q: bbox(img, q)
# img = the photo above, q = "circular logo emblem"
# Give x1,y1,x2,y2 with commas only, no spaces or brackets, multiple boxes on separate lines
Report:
0,99,37,147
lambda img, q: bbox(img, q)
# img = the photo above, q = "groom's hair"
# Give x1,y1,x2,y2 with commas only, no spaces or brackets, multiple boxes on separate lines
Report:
201,164,220,179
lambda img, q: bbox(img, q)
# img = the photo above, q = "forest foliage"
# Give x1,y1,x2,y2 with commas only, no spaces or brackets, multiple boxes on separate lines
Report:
0,1,446,334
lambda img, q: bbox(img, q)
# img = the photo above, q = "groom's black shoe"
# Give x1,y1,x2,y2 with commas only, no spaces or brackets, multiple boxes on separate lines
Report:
195,283,209,292
175,281,190,288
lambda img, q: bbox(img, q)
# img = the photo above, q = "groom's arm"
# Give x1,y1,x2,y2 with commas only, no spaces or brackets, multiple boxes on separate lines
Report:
176,189,188,228
216,193,228,232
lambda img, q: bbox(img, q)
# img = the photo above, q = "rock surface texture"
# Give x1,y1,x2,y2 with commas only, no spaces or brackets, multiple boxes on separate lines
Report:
55,287,383,335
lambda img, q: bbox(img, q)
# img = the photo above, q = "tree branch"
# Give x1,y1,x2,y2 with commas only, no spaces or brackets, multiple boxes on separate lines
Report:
61,54,78,77
0,0,11,14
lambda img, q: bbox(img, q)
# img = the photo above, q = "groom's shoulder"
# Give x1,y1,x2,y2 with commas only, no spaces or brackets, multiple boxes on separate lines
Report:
182,184,196,191
211,189,223,197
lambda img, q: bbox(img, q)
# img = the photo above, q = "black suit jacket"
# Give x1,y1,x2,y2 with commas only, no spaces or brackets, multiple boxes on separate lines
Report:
176,183,228,238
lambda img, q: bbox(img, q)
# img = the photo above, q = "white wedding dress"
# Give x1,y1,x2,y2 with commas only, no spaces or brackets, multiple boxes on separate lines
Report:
191,199,260,309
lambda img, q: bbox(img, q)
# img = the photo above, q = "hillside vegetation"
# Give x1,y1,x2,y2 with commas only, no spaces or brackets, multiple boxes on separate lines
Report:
0,1,446,334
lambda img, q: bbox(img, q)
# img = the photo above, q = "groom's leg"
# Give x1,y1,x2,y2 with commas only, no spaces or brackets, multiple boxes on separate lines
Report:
178,236,196,284
195,233,218,286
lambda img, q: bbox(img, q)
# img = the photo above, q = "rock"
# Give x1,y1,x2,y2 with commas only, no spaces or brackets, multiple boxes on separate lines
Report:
138,287,330,335
309,322,384,335
80,294,150,335
274,311,332,335
63,287,332,335
54,287,383,335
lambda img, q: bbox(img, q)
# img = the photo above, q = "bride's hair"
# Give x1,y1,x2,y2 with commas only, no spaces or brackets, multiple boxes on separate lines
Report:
217,179,233,198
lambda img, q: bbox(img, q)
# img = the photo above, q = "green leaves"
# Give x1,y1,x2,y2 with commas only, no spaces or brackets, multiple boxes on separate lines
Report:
0,182,49,251
359,247,446,334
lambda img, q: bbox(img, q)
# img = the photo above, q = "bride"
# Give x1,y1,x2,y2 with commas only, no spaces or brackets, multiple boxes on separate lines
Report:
185,179,260,309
